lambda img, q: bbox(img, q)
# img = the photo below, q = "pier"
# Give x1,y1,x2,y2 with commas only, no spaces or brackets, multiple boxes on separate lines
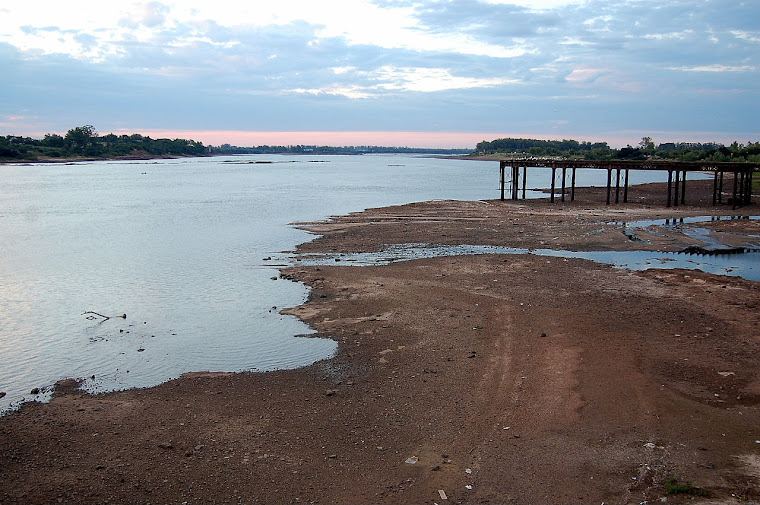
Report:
499,159,757,208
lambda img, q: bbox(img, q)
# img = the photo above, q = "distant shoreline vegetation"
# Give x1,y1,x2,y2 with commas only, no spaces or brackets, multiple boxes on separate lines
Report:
2,126,759,163
474,136,760,163
0,126,207,162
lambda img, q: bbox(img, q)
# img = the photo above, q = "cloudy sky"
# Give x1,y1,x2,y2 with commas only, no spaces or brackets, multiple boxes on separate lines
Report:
1,0,758,147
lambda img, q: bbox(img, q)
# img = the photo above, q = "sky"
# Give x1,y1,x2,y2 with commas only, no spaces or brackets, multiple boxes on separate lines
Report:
1,0,758,148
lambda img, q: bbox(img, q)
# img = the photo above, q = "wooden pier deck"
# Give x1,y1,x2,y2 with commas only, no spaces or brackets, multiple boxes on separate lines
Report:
499,159,757,208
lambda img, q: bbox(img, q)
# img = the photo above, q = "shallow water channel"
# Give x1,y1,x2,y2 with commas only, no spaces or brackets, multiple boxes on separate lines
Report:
297,215,760,282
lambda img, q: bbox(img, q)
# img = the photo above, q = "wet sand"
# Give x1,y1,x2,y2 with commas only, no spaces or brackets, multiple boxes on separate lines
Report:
1,179,759,504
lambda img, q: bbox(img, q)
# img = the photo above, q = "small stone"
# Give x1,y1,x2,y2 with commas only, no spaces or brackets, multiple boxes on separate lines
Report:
431,465,441,471
405,456,419,465
158,442,174,449
540,332,547,338
30,388,40,395
328,454,337,459
325,389,336,397
0,392,5,399
137,348,145,352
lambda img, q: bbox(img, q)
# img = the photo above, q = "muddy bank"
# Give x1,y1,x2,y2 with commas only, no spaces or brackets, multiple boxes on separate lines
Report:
1,185,759,504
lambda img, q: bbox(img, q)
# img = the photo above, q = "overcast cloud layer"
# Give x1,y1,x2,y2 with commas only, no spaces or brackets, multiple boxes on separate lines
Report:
1,0,758,147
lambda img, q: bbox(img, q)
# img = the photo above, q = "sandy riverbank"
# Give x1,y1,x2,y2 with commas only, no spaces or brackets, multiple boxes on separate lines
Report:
1,179,759,504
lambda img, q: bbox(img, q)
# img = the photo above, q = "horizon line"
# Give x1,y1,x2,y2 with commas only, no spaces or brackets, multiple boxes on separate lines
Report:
109,130,760,150
5,128,759,150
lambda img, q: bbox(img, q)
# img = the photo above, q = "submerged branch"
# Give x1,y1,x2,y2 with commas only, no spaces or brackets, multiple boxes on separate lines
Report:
83,311,127,321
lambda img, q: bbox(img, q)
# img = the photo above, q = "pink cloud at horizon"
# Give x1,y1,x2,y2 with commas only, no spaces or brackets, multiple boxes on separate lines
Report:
115,129,759,150
121,130,493,149
115,130,631,149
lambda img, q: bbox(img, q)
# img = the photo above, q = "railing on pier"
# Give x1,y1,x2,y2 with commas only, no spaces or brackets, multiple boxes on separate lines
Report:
498,159,757,208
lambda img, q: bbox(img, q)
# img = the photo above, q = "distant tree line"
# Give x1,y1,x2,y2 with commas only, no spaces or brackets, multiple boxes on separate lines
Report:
476,138,613,159
0,125,207,161
476,136,760,162
210,144,472,155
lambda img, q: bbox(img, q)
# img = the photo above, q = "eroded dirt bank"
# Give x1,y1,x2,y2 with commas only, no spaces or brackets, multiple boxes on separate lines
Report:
1,181,759,504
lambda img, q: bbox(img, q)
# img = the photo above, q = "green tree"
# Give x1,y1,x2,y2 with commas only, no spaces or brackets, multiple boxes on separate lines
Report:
41,133,65,147
638,136,655,153
65,125,97,154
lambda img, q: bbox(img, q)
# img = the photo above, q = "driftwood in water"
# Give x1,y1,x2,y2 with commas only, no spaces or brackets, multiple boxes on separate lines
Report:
83,311,127,321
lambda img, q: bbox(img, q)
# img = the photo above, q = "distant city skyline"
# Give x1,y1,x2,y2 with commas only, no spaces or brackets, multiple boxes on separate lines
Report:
2,0,758,148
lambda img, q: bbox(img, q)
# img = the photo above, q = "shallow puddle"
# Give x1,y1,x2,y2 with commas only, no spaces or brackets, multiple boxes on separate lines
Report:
621,215,760,252
297,244,760,281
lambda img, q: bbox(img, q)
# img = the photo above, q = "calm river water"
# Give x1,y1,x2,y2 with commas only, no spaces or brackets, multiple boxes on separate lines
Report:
0,154,706,412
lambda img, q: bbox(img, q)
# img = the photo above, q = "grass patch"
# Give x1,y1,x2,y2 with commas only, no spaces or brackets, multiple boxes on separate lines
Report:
665,477,708,497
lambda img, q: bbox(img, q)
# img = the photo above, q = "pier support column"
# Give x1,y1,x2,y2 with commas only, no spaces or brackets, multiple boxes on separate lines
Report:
673,170,680,207
667,170,672,207
512,166,520,200
712,170,719,205
732,171,739,209
571,168,576,202
550,166,556,203
747,170,754,205
514,166,520,200
499,162,505,201
606,169,612,205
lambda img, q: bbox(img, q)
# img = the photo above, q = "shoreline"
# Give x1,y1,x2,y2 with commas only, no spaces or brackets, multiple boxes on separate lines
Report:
1,182,759,504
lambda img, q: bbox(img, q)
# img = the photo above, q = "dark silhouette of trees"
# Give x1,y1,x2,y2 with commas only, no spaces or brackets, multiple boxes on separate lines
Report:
0,126,207,161
475,136,760,162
